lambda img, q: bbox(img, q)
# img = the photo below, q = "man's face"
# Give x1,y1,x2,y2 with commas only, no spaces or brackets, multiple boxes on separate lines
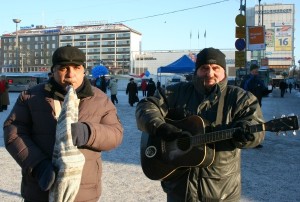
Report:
250,68,259,76
53,64,85,89
195,64,226,88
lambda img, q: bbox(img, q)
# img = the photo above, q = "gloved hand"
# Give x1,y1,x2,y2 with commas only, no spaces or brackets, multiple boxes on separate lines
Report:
32,159,56,191
232,124,254,147
156,123,182,141
71,122,90,147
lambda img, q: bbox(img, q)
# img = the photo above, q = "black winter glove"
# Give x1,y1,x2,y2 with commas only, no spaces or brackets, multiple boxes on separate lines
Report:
156,123,182,141
32,159,56,191
71,122,90,147
232,124,254,147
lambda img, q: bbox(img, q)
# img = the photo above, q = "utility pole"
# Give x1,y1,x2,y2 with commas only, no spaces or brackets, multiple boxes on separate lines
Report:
13,19,21,71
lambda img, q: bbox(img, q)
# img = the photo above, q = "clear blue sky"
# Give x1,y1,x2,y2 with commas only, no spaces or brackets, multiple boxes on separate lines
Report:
1,0,299,65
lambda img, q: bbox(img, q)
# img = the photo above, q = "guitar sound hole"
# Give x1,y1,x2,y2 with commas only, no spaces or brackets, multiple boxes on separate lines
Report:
177,138,190,151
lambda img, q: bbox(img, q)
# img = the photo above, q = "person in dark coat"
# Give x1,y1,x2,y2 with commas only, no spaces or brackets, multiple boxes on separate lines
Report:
136,47,265,202
126,78,138,106
156,80,161,89
94,75,107,93
146,78,156,97
279,80,288,97
3,45,123,202
241,64,266,149
288,83,293,93
100,76,107,93
241,64,267,107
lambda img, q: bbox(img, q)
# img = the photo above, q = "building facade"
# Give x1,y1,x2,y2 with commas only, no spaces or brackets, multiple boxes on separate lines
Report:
247,3,295,75
133,49,237,77
0,3,295,78
0,23,142,74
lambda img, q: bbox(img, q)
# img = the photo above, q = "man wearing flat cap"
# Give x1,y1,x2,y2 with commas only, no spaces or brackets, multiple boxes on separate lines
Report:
4,45,123,201
136,47,264,201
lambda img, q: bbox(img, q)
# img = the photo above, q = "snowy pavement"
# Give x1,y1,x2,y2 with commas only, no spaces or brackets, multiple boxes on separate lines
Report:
1,88,300,202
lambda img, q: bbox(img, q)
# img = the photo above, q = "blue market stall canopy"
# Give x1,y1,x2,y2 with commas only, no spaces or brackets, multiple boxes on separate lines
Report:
157,55,195,73
91,65,109,78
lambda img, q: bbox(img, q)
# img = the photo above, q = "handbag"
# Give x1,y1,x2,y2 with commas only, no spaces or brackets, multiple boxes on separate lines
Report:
135,95,140,103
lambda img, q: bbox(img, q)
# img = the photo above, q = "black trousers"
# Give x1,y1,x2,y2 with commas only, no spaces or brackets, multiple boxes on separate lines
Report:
111,94,118,104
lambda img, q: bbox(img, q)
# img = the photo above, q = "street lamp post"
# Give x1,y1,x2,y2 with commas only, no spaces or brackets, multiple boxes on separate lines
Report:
13,19,21,71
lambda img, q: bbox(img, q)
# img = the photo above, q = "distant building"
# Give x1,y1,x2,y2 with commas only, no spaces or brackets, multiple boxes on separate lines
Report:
247,3,295,76
0,23,142,74
133,49,237,77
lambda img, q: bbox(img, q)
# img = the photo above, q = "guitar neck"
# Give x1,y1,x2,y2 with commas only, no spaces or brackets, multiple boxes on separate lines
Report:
191,123,264,145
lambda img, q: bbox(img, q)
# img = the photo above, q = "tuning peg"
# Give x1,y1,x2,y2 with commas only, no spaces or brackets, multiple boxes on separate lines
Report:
292,130,297,136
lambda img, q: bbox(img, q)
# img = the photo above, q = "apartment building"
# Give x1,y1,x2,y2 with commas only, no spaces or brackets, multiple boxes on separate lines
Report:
0,23,141,74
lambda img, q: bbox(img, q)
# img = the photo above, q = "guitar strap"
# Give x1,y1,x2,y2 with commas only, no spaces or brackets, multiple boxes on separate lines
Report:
215,86,227,126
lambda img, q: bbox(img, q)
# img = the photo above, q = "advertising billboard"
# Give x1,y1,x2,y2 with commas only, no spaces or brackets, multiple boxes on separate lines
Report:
247,26,266,51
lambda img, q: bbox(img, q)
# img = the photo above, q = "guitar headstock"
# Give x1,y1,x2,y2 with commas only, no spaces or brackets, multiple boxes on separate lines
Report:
264,115,299,133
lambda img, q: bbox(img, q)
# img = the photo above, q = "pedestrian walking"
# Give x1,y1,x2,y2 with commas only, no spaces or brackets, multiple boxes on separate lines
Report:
156,80,161,89
146,78,156,97
126,78,138,107
3,45,123,202
279,80,288,97
108,78,119,104
241,64,268,107
288,83,293,93
240,64,267,149
136,47,265,202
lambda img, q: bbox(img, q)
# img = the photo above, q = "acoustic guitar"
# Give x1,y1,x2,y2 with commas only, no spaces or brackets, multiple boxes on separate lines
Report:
140,115,299,181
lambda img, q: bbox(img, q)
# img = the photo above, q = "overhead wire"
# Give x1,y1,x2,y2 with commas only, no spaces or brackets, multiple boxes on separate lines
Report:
115,0,230,23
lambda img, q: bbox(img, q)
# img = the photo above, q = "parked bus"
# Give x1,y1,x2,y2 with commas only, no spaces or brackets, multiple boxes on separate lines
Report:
0,72,48,92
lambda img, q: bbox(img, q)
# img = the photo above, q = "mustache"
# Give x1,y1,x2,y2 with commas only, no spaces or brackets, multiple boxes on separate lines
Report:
197,76,218,86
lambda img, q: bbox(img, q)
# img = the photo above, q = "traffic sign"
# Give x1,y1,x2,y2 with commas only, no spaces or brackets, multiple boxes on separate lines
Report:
235,27,246,38
235,14,246,27
235,51,246,67
235,38,246,51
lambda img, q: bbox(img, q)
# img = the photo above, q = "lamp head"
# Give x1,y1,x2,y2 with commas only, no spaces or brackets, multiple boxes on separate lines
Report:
13,19,21,23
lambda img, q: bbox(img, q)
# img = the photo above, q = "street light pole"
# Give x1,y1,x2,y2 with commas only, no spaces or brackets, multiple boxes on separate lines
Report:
13,19,21,71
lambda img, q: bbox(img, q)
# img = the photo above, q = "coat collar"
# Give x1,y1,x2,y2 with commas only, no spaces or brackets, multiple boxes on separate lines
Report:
44,77,94,101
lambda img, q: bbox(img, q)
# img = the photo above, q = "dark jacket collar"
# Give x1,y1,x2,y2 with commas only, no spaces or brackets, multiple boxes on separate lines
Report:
45,77,94,100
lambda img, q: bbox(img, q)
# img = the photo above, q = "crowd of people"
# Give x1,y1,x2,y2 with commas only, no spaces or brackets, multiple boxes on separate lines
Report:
1,45,298,202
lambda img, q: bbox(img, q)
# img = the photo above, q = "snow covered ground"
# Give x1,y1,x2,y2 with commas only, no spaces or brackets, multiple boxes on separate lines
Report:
1,87,300,202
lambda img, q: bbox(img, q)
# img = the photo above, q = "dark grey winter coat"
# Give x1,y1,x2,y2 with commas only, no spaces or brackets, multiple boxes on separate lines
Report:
135,78,265,201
